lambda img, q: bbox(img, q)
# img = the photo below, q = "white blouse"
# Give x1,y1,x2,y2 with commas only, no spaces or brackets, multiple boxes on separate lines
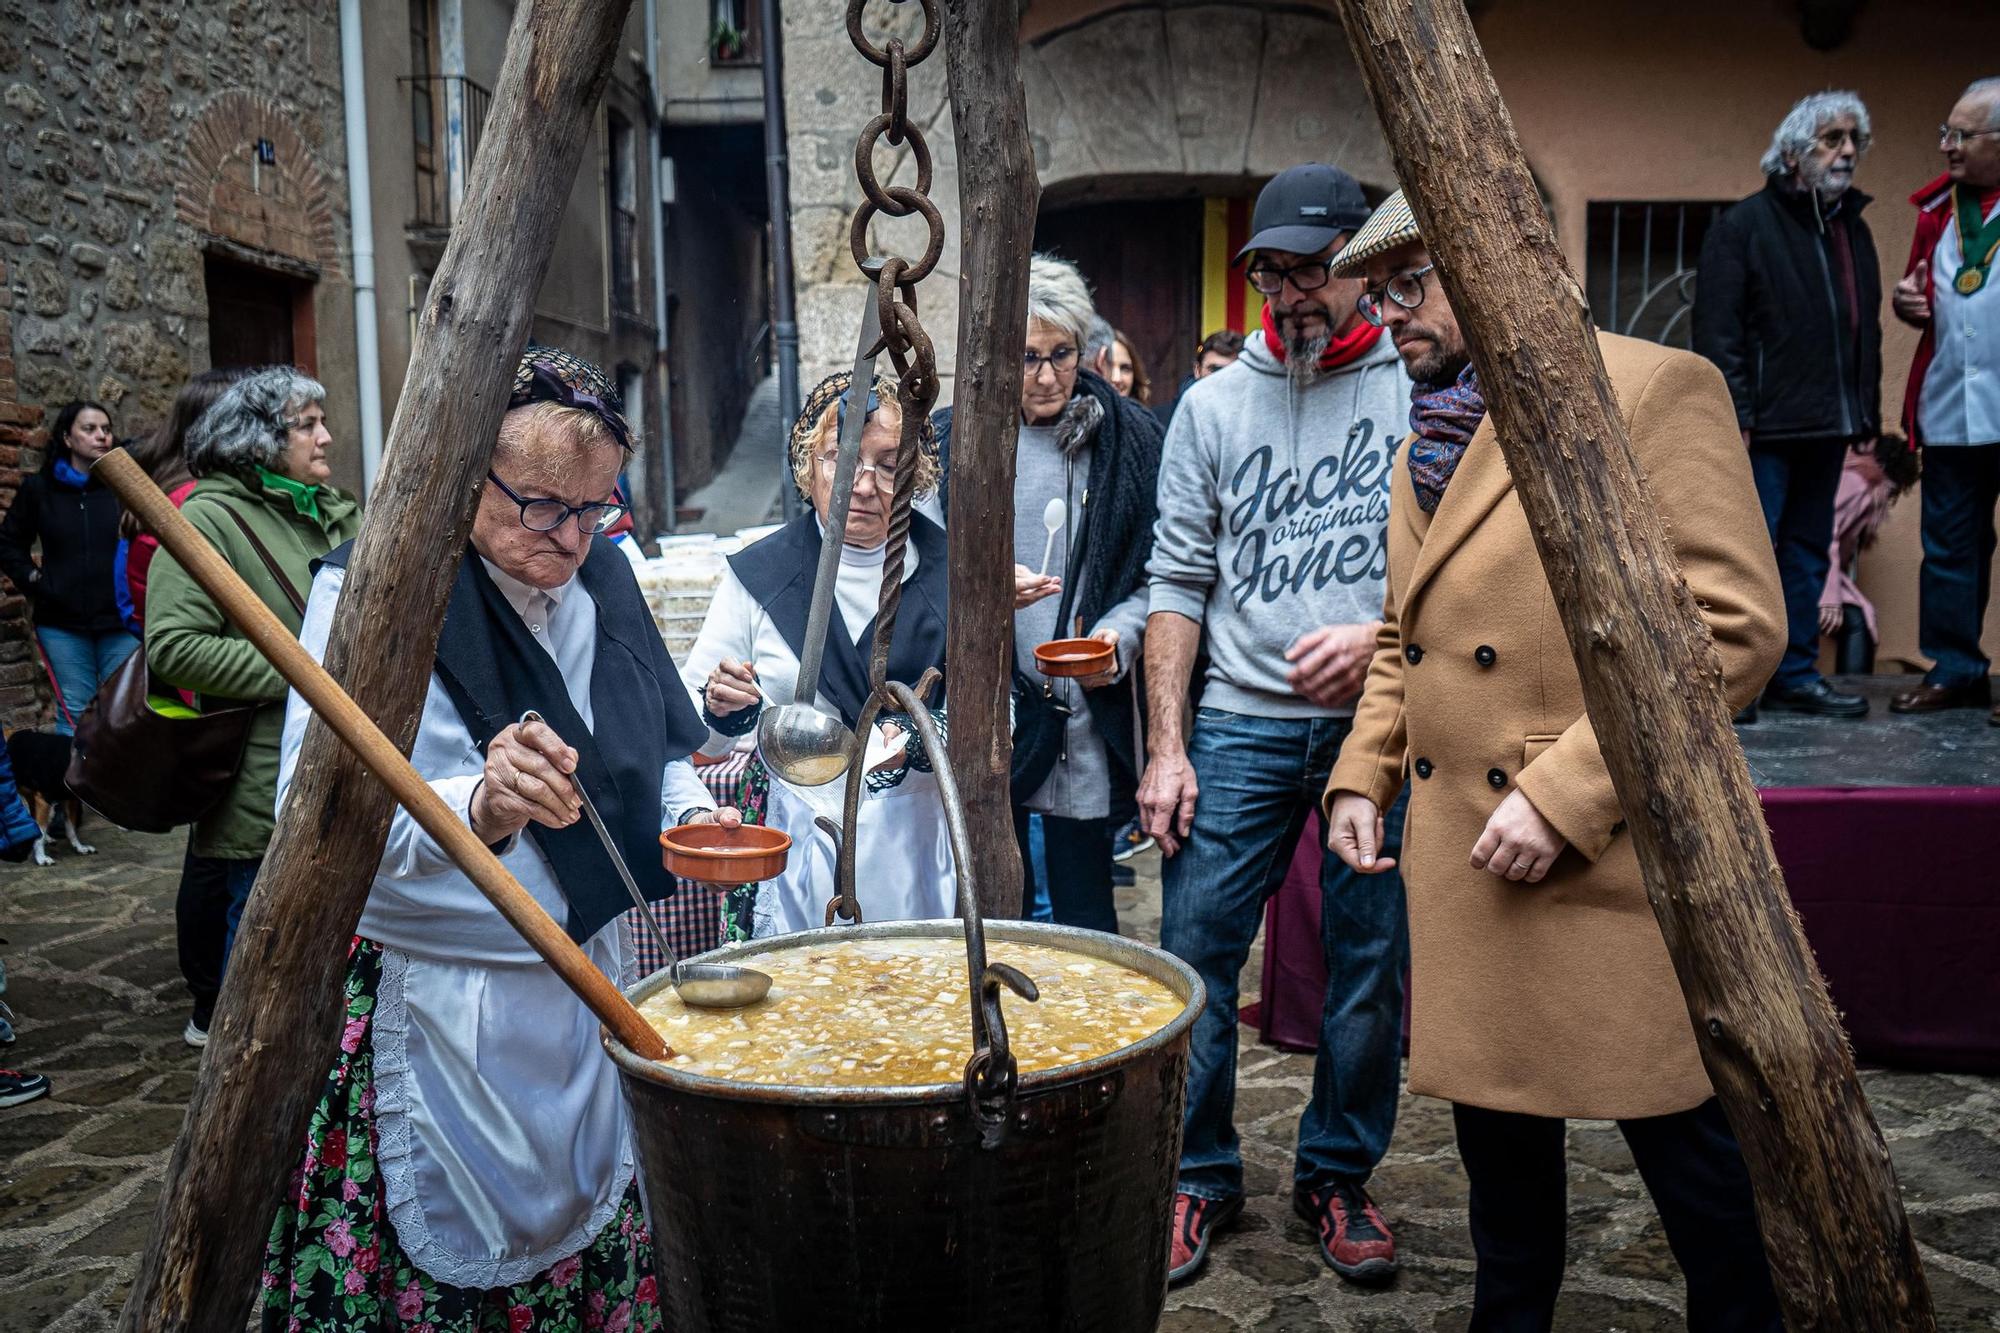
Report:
277,560,714,1288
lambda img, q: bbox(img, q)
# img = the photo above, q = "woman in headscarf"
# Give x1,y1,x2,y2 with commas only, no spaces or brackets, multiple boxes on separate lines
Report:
681,370,954,939
261,347,730,1328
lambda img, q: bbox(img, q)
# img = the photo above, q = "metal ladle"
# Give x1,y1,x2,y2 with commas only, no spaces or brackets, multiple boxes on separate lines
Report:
521,711,772,1009
757,263,887,787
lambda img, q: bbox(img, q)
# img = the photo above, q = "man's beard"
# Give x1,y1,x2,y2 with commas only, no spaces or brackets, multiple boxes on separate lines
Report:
1799,155,1853,200
1282,325,1332,388
1400,329,1470,386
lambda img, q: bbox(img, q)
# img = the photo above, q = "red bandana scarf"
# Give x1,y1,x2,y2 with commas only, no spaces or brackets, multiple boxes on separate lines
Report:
1261,302,1385,371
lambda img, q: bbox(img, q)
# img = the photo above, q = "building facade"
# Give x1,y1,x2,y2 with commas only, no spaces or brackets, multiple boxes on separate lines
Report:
778,0,1999,672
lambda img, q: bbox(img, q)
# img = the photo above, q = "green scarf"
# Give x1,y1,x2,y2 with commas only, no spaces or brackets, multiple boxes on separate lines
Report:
1951,184,2000,296
257,467,322,523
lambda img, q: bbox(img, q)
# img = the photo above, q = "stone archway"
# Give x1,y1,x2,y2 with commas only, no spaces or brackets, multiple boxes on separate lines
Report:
175,91,342,278
1020,4,1395,202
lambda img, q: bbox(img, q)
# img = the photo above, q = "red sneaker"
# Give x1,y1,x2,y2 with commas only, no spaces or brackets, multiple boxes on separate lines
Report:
1167,1190,1243,1284
1294,1179,1397,1285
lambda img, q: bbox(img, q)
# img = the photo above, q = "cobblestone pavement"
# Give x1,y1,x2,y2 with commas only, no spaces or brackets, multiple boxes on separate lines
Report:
1,825,1996,1330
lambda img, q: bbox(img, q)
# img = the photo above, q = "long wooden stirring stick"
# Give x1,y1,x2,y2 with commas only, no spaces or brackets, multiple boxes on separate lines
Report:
96,448,670,1061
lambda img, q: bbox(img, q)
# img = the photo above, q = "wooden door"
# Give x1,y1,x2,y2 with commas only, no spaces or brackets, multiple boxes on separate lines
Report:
1034,198,1204,408
204,254,313,372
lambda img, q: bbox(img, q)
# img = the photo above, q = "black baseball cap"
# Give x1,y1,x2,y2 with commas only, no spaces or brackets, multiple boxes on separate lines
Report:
1234,164,1372,265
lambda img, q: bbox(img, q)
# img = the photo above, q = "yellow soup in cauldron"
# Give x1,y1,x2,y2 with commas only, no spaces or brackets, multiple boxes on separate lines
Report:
638,937,1182,1087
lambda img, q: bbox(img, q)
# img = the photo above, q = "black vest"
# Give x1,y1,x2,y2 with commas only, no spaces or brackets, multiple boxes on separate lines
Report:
320,538,707,942
726,512,949,729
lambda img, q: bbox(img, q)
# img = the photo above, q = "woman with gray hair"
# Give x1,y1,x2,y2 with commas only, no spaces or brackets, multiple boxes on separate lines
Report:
933,252,1165,933
145,366,363,964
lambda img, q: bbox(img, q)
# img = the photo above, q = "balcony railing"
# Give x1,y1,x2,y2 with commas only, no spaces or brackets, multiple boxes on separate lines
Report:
401,74,492,230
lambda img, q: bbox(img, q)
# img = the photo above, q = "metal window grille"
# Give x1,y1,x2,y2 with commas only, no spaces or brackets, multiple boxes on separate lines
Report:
402,75,491,230
1584,201,1730,350
609,113,643,320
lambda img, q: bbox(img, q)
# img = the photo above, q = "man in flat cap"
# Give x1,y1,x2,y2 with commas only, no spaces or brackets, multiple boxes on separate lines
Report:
1321,193,1787,1330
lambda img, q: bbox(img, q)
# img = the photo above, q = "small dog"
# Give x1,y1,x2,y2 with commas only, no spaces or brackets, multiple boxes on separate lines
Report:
5,729,95,865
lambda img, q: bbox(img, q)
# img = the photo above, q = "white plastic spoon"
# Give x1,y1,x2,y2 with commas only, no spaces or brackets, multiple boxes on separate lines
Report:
1036,496,1068,577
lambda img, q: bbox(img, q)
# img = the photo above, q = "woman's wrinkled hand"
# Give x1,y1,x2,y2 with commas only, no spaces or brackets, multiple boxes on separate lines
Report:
704,658,762,717
470,718,581,842
682,806,745,830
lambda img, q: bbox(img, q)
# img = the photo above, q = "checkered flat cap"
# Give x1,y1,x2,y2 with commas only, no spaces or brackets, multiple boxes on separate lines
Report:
1329,190,1421,278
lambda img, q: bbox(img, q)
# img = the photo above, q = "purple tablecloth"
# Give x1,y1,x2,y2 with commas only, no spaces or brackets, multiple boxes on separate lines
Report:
1258,791,2000,1072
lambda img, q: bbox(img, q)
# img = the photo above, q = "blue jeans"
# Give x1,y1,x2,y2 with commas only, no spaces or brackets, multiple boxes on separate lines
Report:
36,626,138,736
221,856,263,977
1747,441,1845,690
1917,442,2000,688
1012,808,1118,933
1160,708,1408,1200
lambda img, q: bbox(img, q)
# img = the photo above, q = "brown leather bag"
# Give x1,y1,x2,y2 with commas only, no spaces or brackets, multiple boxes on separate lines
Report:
66,504,307,833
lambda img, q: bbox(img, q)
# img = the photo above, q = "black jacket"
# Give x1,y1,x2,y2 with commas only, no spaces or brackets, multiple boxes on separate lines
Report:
0,468,126,633
1693,179,1882,444
933,370,1164,811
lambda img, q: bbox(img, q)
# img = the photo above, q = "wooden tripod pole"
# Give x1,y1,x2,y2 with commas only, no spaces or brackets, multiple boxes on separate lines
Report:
95,449,667,1063
941,0,1040,916
117,0,637,1325
1327,1,1932,1327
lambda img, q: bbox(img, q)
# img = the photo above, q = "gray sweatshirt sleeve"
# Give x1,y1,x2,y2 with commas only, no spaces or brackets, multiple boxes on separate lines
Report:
1146,401,1220,622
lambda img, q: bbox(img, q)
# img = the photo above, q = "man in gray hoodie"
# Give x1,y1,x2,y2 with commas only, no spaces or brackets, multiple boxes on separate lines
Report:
1141,163,1412,1286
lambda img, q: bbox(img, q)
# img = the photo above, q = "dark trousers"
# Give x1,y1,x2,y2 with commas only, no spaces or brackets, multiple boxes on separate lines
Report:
220,855,264,980
173,834,233,1027
1011,808,1118,933
1453,1099,1781,1333
1917,442,2000,688
1748,440,1846,689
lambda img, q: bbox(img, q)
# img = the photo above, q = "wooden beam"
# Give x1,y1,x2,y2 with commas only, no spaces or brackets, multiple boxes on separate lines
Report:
1327,1,1934,1328
941,0,1039,917
117,1,637,1325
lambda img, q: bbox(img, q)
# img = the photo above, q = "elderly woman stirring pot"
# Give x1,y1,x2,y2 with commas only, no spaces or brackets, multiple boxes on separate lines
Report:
681,371,955,939
262,348,731,1326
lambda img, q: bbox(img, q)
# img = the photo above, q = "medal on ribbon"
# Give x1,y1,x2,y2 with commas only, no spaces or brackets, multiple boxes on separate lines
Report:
1952,184,2000,298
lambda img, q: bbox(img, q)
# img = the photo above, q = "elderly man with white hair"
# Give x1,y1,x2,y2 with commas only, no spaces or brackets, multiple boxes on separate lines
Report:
933,254,1164,935
1695,90,1883,721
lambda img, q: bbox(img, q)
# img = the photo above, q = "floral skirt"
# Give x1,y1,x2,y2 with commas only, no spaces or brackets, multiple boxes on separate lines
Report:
261,938,665,1331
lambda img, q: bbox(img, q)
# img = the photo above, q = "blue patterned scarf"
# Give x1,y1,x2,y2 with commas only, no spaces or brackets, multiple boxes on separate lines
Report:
1407,364,1485,513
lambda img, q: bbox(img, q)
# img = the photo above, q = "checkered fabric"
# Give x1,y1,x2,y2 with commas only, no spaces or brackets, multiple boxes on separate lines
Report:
624,749,753,972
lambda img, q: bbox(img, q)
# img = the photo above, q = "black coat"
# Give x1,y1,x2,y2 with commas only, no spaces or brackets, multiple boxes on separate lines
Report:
1693,179,1882,444
933,370,1164,810
0,469,126,633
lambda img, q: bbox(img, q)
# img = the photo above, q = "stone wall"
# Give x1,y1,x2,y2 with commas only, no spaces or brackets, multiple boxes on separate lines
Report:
778,1,1389,402
0,0,353,723
0,258,44,726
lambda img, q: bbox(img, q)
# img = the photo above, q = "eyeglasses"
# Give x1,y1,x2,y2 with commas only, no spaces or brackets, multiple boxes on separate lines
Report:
1940,125,2000,150
1246,258,1336,295
1023,346,1079,376
486,471,629,534
1356,264,1437,327
815,453,900,488
1814,128,1870,152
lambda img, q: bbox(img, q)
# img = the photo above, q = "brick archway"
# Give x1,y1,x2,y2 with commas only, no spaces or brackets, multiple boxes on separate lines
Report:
175,91,342,278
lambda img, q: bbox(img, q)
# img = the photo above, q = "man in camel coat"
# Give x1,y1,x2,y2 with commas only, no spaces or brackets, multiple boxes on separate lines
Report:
1321,192,1787,1332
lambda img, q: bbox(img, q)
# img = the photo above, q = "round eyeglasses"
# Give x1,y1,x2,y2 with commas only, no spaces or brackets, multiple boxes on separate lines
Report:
1246,258,1336,296
1356,263,1437,327
1023,345,1079,376
1940,125,2000,151
486,472,629,534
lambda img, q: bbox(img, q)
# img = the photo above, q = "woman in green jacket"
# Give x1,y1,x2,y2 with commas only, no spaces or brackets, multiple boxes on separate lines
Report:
146,367,363,966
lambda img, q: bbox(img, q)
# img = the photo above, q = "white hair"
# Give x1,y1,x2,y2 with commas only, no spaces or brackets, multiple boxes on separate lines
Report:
185,366,325,475
1025,253,1097,348
1760,91,1871,176
1964,78,2000,129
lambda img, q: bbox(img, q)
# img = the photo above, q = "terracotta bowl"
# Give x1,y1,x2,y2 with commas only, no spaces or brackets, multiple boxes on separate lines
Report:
1033,637,1115,678
661,823,793,885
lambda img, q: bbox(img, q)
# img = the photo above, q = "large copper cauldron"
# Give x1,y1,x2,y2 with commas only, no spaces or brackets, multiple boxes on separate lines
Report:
604,919,1203,1331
